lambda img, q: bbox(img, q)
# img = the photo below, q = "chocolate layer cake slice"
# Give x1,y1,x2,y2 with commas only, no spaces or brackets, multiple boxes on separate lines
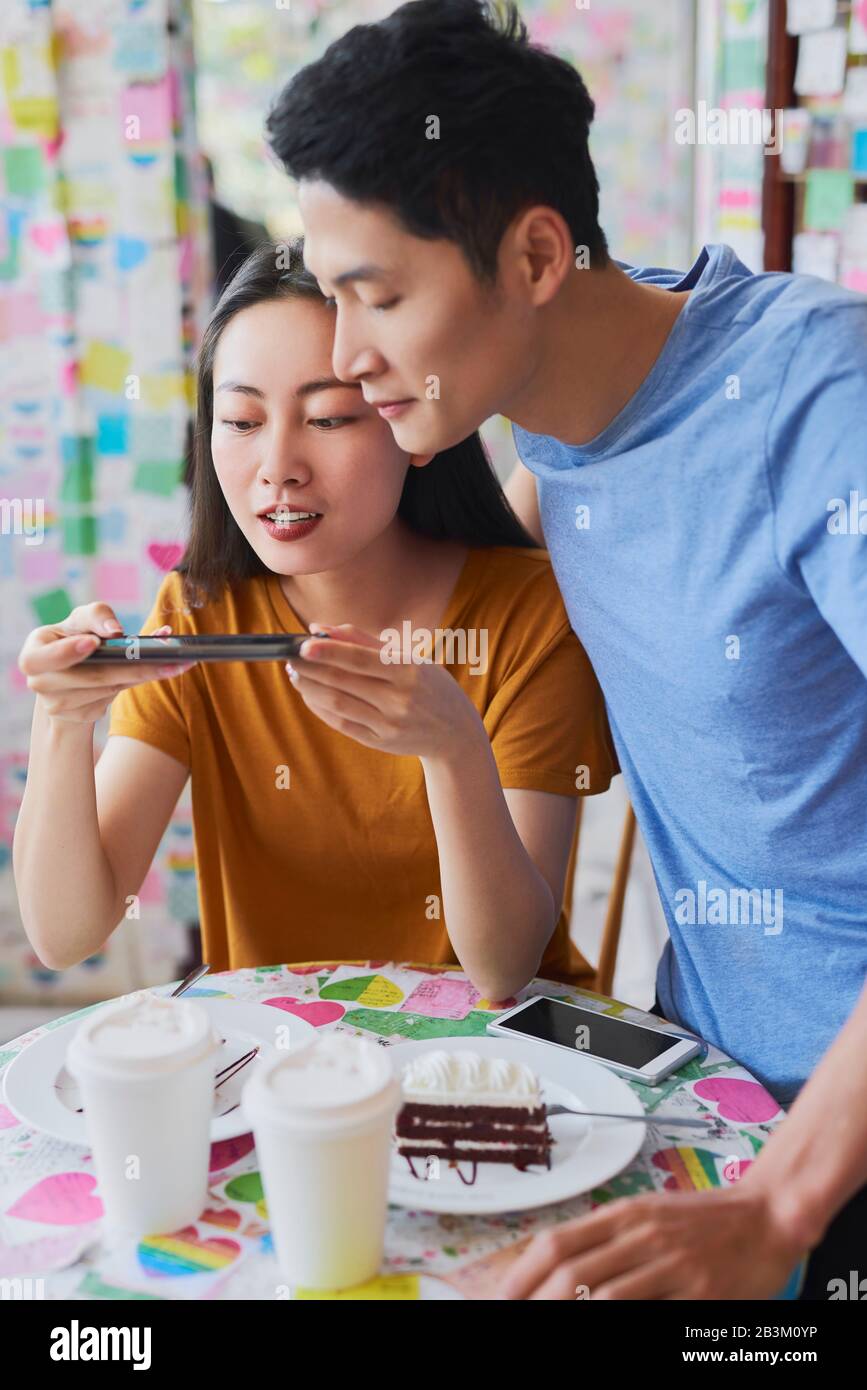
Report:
395,1049,553,1172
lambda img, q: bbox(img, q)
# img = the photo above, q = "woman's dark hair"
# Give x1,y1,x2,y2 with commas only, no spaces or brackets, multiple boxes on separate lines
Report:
265,0,608,284
177,238,539,605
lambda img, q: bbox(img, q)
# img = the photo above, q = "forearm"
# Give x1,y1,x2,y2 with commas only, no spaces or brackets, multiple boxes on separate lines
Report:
12,697,119,968
421,729,555,999
742,978,867,1250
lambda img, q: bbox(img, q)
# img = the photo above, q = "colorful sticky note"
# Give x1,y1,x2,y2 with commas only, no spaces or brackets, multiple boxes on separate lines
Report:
2,147,45,198
132,460,183,495
79,341,131,394
121,79,171,145
804,169,854,230
32,587,74,625
97,414,128,455
62,514,97,556
21,548,61,585
399,977,481,1019
93,561,141,602
852,129,867,174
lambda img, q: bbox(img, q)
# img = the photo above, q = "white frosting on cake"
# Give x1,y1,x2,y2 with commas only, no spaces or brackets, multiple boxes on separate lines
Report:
400,1050,541,1108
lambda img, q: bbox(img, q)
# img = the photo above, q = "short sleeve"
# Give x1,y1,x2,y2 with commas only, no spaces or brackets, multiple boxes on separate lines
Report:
767,304,867,677
107,572,192,769
485,624,618,797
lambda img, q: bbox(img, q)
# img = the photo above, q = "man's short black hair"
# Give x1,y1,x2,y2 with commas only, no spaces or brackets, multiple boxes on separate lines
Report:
266,0,608,282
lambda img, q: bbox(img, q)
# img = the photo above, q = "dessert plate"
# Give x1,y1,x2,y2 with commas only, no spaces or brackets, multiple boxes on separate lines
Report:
386,1036,645,1214
1,993,316,1146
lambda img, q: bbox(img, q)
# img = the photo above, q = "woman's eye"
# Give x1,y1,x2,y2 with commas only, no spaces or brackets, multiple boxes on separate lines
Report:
222,419,257,433
310,416,353,430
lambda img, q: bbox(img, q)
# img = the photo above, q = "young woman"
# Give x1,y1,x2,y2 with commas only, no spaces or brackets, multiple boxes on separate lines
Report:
14,240,616,1000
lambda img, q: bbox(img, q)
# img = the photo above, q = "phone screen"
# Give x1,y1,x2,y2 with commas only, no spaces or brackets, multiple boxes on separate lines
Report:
497,998,679,1068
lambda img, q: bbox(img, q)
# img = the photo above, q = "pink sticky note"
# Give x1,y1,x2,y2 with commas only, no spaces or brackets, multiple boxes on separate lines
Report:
399,978,480,1020
121,79,171,144
21,550,62,585
6,1172,103,1227
0,1105,21,1130
0,1231,92,1276
94,560,141,603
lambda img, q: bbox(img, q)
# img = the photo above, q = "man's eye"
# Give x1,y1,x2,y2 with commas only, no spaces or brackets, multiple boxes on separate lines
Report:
370,298,399,313
222,419,257,433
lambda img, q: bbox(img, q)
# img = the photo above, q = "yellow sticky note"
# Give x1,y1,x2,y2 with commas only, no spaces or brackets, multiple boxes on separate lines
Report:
80,341,131,394
141,372,185,409
294,1274,420,1300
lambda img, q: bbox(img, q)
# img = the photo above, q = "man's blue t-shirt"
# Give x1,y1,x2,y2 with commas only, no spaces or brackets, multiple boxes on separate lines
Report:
512,243,867,1106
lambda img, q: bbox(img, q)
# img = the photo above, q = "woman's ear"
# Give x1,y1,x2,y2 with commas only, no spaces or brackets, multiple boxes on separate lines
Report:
408,451,436,469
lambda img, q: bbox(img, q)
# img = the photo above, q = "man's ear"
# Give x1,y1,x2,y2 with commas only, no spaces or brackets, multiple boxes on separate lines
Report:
408,452,436,469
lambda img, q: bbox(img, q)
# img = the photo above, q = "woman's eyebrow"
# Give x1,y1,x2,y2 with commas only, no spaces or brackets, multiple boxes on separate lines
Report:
295,377,363,399
215,381,264,398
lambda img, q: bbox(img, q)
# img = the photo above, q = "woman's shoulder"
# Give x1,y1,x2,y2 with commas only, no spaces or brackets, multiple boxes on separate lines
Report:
464,546,570,630
151,569,270,633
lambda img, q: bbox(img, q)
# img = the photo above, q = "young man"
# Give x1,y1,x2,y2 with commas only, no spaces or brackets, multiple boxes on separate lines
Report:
266,0,867,1299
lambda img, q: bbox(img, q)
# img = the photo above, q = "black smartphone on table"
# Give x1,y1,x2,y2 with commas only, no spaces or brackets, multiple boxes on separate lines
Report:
77,634,326,664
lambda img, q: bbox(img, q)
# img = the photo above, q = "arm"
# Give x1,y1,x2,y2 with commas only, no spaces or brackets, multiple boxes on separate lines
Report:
740,976,867,1251
13,711,188,970
421,734,578,1000
13,601,192,970
504,461,544,545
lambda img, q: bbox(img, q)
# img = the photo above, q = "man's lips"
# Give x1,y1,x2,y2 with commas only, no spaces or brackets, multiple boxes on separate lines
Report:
369,398,415,419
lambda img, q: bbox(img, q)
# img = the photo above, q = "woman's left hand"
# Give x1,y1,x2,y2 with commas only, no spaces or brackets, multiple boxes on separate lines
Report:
286,622,485,759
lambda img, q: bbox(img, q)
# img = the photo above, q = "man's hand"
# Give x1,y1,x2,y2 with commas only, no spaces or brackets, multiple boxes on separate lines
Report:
498,1184,810,1299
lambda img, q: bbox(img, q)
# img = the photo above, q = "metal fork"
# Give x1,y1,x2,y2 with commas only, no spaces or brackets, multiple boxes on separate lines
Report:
545,1103,711,1129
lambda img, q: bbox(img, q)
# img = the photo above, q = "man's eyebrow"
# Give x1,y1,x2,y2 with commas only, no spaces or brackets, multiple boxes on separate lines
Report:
331,264,387,287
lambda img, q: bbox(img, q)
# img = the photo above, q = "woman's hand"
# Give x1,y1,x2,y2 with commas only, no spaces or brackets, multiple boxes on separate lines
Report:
18,603,195,725
286,622,486,760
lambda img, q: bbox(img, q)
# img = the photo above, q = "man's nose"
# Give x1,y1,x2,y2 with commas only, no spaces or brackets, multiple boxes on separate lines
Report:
331,312,382,384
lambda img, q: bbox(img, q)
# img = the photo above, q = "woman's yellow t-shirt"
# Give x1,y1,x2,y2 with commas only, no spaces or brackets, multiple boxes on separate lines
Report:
108,546,618,986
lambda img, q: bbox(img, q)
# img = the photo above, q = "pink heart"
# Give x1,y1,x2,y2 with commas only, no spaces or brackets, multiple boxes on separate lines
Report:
147,542,185,572
6,1172,103,1226
693,1078,781,1124
31,222,66,255
264,997,345,1027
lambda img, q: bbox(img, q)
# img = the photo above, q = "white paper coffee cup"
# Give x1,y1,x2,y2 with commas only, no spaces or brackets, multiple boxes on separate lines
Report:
66,990,220,1238
242,1033,401,1290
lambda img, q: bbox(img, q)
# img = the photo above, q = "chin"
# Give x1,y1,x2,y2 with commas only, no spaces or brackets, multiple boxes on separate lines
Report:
390,414,467,457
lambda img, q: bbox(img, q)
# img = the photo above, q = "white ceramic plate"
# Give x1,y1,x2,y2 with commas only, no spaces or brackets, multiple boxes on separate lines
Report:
386,1036,645,1214
1,994,316,1145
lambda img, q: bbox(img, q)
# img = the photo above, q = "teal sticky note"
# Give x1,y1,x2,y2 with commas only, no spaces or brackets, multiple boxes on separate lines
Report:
804,170,854,231
62,514,97,556
132,460,183,495
33,588,74,625
97,414,128,455
130,413,181,462
852,130,867,175
3,147,46,198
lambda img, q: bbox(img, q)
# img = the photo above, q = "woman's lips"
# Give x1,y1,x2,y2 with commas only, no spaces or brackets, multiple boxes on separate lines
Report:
258,515,323,542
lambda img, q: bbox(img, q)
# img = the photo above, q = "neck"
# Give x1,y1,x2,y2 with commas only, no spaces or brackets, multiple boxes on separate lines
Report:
506,260,690,446
278,518,465,635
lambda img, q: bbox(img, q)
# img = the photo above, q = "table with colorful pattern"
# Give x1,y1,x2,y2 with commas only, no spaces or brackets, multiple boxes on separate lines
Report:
0,961,802,1300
